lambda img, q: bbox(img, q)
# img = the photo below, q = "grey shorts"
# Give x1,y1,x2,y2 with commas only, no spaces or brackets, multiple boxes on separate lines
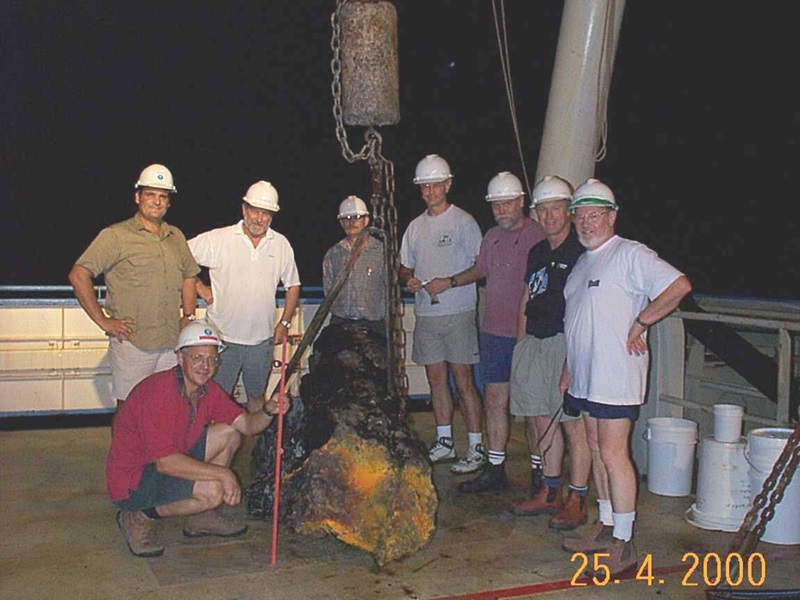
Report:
510,333,578,421
114,429,207,512
109,338,177,401
213,339,274,400
412,311,480,365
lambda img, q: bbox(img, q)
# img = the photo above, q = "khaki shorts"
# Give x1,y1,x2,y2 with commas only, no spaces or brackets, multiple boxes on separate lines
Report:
510,333,578,420
412,311,480,365
110,337,177,400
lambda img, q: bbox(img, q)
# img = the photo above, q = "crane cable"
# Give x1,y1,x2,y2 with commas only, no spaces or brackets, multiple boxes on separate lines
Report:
491,0,533,198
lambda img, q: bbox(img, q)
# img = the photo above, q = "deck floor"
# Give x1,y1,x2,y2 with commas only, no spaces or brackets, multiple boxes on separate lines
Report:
2,411,798,600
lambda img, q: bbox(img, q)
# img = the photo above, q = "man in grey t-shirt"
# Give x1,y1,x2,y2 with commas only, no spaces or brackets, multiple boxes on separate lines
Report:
399,154,484,475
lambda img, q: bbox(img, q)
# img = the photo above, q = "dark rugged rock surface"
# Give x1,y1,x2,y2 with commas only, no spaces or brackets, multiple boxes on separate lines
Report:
246,323,437,566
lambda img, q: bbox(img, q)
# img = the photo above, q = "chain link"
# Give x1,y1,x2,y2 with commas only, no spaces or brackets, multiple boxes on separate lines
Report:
330,0,408,402
331,0,370,164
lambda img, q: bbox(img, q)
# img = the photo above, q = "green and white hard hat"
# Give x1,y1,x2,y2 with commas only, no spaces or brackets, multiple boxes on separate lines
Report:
569,178,618,213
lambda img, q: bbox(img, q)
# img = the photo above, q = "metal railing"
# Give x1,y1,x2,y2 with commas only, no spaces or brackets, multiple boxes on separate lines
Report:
663,306,800,425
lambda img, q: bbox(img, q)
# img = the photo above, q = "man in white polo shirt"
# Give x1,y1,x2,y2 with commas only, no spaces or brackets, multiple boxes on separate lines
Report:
188,180,301,411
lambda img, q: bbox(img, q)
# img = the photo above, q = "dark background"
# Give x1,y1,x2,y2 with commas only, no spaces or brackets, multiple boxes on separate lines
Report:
2,1,797,299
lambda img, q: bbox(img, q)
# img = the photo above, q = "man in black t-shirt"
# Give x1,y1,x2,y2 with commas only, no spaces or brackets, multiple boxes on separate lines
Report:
508,176,592,532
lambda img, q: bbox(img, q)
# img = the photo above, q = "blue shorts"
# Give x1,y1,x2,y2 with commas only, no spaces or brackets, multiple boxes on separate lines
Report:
114,429,207,512
565,393,640,421
479,332,516,384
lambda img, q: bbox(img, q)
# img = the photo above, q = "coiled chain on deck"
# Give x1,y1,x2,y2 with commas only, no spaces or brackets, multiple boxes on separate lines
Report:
330,0,409,402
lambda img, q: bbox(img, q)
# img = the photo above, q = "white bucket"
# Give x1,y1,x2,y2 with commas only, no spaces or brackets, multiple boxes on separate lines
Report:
645,417,698,497
713,403,744,443
745,428,800,545
687,436,751,531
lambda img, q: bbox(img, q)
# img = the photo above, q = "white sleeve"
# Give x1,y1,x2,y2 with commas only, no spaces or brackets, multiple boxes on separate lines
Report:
187,231,218,268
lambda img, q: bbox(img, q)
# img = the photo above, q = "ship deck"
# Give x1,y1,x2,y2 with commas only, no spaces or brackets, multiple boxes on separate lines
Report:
2,411,798,600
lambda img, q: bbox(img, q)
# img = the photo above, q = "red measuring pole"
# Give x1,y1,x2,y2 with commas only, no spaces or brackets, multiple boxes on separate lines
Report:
270,337,288,565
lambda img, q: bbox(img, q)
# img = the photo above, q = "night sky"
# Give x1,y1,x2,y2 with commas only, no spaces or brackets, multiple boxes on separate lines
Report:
3,1,798,300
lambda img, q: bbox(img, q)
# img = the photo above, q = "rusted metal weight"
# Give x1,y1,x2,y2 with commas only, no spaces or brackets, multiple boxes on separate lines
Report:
340,0,399,126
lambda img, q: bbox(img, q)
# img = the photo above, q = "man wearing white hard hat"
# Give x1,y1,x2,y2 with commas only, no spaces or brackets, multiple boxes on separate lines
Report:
507,175,591,533
399,154,485,474
560,178,692,576
322,195,387,336
107,320,290,558
69,164,199,420
187,180,301,412
425,171,544,491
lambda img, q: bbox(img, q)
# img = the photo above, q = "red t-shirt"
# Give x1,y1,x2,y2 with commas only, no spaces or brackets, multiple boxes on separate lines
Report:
106,367,244,501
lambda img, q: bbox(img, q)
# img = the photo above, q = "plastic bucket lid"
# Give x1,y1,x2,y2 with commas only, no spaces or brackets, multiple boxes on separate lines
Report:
646,417,698,444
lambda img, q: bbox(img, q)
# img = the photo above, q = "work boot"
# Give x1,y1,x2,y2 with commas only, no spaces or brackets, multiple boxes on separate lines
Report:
549,490,588,531
116,510,164,558
562,520,614,553
530,465,543,496
428,437,456,463
593,538,638,576
183,508,248,538
458,462,508,493
450,444,487,474
510,484,564,516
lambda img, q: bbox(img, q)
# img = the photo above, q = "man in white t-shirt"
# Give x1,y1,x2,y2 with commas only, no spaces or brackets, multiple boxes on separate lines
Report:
399,154,485,474
188,181,301,411
560,179,692,576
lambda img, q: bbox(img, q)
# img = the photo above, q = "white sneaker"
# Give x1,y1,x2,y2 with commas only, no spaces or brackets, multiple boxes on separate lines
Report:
450,444,487,474
428,437,456,463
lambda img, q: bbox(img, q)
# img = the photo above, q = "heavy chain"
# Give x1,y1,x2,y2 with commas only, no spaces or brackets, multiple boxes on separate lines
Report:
331,0,370,163
330,0,409,402
708,423,800,597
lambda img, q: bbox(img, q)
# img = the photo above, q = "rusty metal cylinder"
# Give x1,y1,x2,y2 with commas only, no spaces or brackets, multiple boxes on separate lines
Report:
340,0,400,126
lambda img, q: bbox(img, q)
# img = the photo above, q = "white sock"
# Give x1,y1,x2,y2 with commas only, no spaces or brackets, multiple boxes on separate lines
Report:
612,511,635,541
598,499,614,526
468,431,483,450
488,450,505,466
436,425,453,440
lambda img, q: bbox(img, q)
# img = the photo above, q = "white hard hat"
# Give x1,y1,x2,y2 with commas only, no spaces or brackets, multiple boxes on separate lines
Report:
531,175,573,208
243,181,280,212
175,319,226,352
337,195,369,219
569,178,618,213
485,171,524,202
413,154,453,185
135,164,177,193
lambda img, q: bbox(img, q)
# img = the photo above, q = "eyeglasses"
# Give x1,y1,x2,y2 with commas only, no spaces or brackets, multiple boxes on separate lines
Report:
574,210,609,224
339,215,366,221
185,354,220,366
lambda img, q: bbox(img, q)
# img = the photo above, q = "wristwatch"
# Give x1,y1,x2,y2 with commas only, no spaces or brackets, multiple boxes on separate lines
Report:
449,276,458,288
279,319,292,329
635,315,650,328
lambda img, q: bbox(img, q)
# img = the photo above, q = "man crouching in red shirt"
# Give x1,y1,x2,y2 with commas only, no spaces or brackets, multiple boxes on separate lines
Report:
106,319,289,557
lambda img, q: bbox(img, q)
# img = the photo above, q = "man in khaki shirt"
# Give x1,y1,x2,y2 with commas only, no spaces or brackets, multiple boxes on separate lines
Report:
69,164,199,416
